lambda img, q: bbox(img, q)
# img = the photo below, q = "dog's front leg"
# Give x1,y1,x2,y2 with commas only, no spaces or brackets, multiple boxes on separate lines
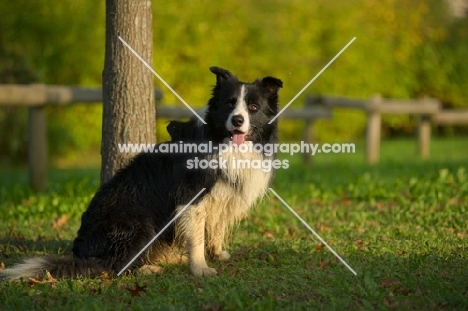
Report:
206,219,231,261
182,204,217,277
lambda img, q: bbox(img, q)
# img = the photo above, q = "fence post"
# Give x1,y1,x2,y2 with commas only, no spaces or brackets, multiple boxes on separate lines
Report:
302,119,314,165
302,95,322,165
28,106,47,192
366,94,382,164
418,114,431,159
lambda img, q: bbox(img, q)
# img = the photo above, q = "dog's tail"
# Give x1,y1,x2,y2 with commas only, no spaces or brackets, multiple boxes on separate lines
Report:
1,256,108,281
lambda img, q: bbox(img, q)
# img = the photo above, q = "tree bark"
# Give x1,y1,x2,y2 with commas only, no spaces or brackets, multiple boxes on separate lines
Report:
101,0,155,184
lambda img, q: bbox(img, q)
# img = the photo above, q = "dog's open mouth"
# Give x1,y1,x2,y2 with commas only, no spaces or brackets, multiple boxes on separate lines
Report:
230,130,249,146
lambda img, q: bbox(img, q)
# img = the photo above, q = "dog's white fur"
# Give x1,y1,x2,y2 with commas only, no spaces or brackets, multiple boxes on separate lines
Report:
0,258,48,280
176,144,271,276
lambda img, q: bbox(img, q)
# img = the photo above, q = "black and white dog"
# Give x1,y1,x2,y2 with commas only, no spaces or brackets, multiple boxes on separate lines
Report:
1,67,283,280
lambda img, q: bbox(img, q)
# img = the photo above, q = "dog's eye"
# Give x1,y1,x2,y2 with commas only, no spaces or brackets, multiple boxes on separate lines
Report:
248,103,259,111
227,98,236,108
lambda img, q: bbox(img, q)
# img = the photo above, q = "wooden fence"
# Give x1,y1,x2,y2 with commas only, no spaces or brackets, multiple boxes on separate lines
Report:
306,94,468,164
0,84,330,191
1,84,468,191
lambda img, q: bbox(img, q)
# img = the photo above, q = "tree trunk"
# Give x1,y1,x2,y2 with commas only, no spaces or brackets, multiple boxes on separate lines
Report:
101,0,155,184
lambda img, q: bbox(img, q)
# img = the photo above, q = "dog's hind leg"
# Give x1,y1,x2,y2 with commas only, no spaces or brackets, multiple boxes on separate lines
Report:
178,203,217,277
138,264,163,275
157,245,189,265
137,244,186,275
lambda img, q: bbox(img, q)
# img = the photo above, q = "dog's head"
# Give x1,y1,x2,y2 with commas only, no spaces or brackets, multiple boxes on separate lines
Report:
206,67,282,145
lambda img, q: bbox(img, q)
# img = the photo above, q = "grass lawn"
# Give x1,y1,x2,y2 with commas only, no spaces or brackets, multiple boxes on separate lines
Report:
0,138,467,310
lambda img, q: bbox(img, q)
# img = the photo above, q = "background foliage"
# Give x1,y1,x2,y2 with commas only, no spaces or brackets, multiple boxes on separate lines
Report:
0,0,467,165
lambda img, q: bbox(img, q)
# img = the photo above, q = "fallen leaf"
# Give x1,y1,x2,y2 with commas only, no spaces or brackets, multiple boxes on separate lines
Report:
315,241,332,251
52,214,68,229
446,228,456,234
28,270,57,285
117,282,128,290
98,271,109,279
439,270,450,279
263,231,275,239
356,227,366,233
275,293,287,301
319,260,332,269
436,302,449,309
308,198,323,205
354,240,365,250
201,303,220,311
318,223,331,233
125,282,147,297
46,271,57,282
193,277,204,292
447,197,458,204
88,287,103,295
378,278,400,288
340,199,352,205
397,287,411,296
383,294,396,308
287,227,296,238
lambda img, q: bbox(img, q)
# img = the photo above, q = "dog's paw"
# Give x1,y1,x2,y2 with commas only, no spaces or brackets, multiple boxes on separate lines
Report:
138,264,163,275
210,250,231,261
179,255,189,264
216,250,231,261
191,266,218,277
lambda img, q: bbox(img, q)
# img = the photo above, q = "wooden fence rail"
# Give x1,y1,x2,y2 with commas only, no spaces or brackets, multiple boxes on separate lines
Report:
0,84,163,106
308,94,454,164
1,84,468,191
432,110,468,125
0,84,331,191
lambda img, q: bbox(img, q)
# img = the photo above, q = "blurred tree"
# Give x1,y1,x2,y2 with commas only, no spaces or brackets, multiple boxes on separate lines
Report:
101,0,155,184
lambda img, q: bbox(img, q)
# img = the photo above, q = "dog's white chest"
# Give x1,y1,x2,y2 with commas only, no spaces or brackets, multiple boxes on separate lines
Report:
207,145,272,217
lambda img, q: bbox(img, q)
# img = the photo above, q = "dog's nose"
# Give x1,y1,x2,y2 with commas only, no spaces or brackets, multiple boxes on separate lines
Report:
231,115,244,127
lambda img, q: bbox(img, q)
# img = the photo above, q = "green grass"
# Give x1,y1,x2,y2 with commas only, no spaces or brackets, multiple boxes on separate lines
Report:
1,138,467,310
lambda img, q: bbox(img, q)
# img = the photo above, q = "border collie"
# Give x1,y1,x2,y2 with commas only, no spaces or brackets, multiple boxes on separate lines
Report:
1,67,283,280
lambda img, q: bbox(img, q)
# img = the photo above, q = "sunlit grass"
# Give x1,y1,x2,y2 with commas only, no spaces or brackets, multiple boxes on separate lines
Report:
0,139,467,310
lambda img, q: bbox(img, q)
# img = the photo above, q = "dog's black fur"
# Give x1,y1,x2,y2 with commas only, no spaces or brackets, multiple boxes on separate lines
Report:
1,67,282,280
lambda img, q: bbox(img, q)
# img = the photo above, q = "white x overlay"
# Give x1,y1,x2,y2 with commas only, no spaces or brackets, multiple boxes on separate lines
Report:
269,37,356,124
118,36,357,276
269,188,357,275
118,36,207,124
117,188,206,276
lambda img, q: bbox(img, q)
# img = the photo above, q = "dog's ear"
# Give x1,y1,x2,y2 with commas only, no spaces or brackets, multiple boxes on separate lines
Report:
210,67,236,84
262,77,283,98
167,120,185,141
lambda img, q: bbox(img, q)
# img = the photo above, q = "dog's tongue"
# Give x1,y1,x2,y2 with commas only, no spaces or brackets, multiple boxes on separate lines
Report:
232,133,246,146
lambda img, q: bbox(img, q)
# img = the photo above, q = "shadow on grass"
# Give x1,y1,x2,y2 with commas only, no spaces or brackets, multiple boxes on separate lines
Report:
1,234,467,310
0,235,73,261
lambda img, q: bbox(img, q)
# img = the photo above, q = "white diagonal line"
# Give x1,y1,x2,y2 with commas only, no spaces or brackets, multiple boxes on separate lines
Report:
117,36,207,124
117,188,207,276
269,37,356,124
268,188,357,275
